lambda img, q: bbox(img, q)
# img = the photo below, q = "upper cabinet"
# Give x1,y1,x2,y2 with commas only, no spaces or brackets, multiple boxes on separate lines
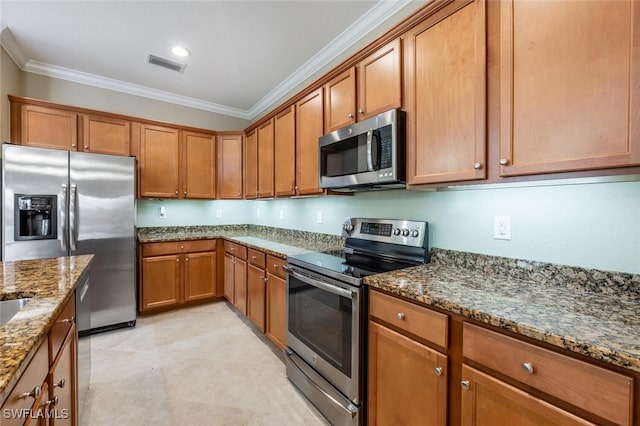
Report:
404,0,487,185
139,124,180,198
182,131,216,199
15,104,78,150
296,88,325,196
81,114,131,156
499,0,640,176
244,129,258,199
324,39,402,133
217,133,244,199
257,119,275,198
274,106,296,197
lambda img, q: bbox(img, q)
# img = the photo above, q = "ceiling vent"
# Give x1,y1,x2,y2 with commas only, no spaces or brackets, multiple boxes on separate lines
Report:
147,54,185,73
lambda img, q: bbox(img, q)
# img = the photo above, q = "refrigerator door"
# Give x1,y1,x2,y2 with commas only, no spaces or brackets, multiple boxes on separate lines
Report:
2,145,69,261
69,151,136,332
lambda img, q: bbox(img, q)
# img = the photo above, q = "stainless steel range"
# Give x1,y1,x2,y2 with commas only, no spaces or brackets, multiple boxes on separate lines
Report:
284,218,429,426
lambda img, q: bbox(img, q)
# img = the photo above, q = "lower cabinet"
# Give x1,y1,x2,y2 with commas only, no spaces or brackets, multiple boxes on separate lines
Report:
265,255,287,350
47,326,76,426
223,241,247,315
140,240,218,313
246,249,266,332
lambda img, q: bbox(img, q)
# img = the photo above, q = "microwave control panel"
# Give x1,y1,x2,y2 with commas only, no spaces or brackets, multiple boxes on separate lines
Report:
379,125,393,169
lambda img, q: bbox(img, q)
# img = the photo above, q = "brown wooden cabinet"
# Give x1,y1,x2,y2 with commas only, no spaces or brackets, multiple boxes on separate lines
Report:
216,133,243,199
246,249,267,332
18,104,78,151
181,131,216,199
140,240,217,313
274,106,296,197
368,289,448,425
223,241,247,315
405,0,486,185
47,325,76,426
498,0,640,176
81,114,131,156
295,88,325,196
257,119,275,198
139,123,180,198
357,38,402,120
266,255,287,350
244,129,258,199
324,68,357,132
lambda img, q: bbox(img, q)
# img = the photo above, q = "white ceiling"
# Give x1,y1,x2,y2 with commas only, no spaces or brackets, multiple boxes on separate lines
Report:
0,0,418,121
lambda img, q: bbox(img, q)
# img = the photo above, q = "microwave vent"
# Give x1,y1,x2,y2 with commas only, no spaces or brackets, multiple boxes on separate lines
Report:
146,54,185,73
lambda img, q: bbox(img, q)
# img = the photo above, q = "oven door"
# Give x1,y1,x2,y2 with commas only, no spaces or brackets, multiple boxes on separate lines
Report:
286,264,362,403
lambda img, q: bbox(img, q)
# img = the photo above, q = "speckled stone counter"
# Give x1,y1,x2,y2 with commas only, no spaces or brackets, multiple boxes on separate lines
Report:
137,225,344,257
364,248,640,373
0,255,93,404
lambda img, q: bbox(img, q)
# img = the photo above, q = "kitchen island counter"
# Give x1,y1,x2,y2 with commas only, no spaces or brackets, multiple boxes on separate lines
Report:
0,255,93,403
364,248,640,373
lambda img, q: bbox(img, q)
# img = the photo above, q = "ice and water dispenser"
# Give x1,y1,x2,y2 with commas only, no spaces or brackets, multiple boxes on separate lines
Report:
15,195,57,240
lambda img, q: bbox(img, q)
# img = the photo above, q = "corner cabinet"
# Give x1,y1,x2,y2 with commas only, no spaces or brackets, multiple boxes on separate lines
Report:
139,240,218,313
404,0,487,185
216,133,244,199
498,0,640,176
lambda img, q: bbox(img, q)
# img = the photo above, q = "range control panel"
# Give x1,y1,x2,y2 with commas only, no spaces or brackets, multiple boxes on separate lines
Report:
342,218,428,248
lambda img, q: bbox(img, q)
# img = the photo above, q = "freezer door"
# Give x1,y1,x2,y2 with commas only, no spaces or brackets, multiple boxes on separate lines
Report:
2,145,69,261
70,151,136,331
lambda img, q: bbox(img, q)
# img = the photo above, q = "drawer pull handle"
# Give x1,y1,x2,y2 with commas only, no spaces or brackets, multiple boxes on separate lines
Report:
252,255,257,260
521,362,534,374
61,316,75,324
20,386,41,400
461,380,470,391
42,396,59,407
396,312,405,320
434,367,443,376
54,378,66,389
273,264,279,269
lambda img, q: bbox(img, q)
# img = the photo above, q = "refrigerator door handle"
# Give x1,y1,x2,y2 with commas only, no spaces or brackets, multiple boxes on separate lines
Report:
69,184,78,251
60,184,68,251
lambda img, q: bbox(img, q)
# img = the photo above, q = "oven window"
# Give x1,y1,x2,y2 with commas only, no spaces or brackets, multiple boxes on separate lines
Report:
321,133,369,177
288,276,352,377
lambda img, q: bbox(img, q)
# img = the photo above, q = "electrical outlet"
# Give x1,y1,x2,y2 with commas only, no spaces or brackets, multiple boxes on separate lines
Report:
158,206,166,219
316,211,323,224
279,209,284,220
493,216,511,240
256,209,261,218
215,209,222,218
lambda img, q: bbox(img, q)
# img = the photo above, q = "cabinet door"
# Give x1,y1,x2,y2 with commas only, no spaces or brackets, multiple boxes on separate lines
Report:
184,250,217,301
295,88,324,196
246,264,266,332
460,365,593,426
233,257,247,315
49,329,76,426
244,129,258,199
20,105,78,151
182,131,215,199
324,68,356,132
405,0,486,185
217,134,243,199
274,106,296,197
357,38,402,120
499,0,640,175
266,272,286,350
81,114,131,155
139,124,180,198
141,254,181,311
223,253,235,302
257,119,275,198
368,321,447,426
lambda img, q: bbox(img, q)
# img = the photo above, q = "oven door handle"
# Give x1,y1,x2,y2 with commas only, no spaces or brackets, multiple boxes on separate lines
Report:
286,267,356,299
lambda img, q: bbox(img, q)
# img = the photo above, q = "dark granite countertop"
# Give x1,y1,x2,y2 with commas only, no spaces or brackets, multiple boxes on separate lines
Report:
0,255,93,403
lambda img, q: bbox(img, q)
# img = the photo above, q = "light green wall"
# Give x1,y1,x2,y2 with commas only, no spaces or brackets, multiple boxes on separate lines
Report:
1,47,21,142
137,199,252,227
138,178,640,274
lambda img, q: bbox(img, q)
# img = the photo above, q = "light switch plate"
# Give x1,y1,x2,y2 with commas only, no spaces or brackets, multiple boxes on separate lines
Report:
159,206,166,219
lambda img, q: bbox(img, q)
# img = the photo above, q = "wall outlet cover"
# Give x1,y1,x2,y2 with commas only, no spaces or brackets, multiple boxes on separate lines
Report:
493,215,511,240
316,211,323,224
215,209,222,218
159,206,167,219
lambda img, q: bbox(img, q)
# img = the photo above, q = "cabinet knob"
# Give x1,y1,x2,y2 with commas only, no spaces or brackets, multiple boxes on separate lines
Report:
54,378,66,389
176,257,180,262
461,380,470,391
71,144,77,148
20,386,41,400
348,113,354,119
42,395,59,407
60,316,75,324
521,362,534,374
358,109,364,114
295,186,299,191
499,158,509,166
273,264,278,269
238,192,241,196
184,191,187,196
185,257,189,262
84,146,89,149
252,255,257,260
434,367,443,376
474,162,482,170
175,190,179,195
263,277,268,282
396,312,405,320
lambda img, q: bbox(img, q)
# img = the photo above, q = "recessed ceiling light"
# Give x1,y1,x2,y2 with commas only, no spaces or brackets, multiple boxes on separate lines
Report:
171,46,191,57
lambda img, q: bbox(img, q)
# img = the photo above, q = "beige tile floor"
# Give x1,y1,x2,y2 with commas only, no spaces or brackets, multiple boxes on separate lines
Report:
80,301,329,425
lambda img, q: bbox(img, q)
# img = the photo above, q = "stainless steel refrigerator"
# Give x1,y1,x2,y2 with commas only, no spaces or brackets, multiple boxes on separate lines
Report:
1,144,137,333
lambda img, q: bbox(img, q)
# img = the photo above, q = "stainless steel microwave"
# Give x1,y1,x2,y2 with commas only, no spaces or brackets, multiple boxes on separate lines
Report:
319,108,406,192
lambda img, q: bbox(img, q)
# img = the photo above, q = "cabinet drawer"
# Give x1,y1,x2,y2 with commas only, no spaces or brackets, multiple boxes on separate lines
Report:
1,337,49,419
142,239,216,256
267,255,287,279
248,248,266,268
463,323,633,426
224,241,247,260
48,295,75,365
369,290,448,348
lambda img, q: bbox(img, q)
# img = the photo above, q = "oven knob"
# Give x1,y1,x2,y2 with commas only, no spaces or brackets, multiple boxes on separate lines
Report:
393,228,401,236
401,229,410,237
411,230,419,238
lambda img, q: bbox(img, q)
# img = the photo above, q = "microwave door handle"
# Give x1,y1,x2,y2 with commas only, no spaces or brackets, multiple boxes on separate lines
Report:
366,129,374,172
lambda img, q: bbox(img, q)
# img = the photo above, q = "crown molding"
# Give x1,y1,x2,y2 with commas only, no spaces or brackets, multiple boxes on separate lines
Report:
1,0,412,121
